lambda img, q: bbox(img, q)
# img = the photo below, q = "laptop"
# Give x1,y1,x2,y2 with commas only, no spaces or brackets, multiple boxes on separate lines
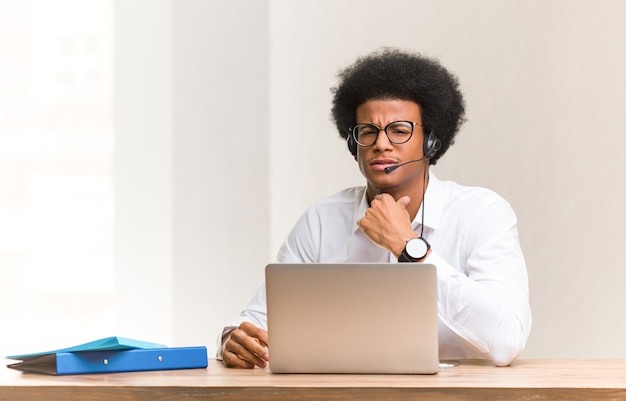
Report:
265,263,439,374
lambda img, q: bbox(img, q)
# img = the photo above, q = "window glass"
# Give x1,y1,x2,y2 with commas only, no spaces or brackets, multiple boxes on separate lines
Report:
0,0,114,354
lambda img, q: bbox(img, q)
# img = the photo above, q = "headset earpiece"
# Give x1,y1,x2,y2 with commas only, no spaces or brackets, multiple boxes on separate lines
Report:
423,131,441,159
347,128,358,156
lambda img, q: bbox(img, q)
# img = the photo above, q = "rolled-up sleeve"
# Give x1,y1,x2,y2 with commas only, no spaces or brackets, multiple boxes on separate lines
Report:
430,198,531,366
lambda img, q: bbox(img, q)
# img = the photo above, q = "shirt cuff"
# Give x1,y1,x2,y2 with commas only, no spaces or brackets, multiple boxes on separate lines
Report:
216,326,238,360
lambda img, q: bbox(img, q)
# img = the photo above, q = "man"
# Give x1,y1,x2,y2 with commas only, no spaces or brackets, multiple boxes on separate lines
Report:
219,48,531,368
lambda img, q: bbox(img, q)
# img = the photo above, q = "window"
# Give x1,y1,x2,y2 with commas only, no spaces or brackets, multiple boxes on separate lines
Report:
0,0,113,353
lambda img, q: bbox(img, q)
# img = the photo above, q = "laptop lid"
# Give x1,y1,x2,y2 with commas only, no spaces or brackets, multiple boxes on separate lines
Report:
265,263,439,374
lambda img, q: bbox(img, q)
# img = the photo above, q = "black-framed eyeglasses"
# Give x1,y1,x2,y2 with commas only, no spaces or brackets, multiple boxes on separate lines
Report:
350,120,421,147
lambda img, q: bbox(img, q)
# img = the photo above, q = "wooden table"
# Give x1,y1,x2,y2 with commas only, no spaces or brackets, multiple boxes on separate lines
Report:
1,359,625,400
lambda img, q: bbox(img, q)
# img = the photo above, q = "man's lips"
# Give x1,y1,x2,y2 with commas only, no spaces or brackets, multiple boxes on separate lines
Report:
369,159,399,172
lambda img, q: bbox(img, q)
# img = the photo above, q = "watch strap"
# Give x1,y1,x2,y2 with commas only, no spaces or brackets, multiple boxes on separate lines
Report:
398,249,417,262
398,237,430,263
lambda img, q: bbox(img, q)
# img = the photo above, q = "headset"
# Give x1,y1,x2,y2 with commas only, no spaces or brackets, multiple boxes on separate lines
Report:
347,128,441,161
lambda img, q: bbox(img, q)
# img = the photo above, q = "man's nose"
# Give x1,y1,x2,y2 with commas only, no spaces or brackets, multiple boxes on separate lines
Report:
373,129,393,150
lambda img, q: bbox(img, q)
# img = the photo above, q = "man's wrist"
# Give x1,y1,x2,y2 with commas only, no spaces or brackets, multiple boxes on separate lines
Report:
398,237,431,262
218,326,238,360
392,231,418,258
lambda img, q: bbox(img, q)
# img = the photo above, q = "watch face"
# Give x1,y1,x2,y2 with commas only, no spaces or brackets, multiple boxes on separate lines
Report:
406,238,428,259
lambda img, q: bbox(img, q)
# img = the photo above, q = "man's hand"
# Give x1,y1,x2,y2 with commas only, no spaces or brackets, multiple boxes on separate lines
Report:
357,193,417,257
221,322,269,369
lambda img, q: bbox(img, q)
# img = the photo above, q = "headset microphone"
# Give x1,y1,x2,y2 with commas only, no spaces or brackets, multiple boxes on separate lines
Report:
382,131,441,174
383,156,426,174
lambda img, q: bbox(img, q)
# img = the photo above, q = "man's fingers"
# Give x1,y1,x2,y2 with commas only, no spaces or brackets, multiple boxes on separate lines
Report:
223,323,269,369
238,322,270,349
231,328,269,358
224,338,267,368
397,195,411,208
222,349,255,368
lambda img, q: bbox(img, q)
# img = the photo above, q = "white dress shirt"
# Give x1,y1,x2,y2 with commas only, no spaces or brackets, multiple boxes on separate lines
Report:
224,172,531,366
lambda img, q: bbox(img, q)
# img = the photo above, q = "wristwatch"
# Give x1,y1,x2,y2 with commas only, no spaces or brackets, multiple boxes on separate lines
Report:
398,237,430,262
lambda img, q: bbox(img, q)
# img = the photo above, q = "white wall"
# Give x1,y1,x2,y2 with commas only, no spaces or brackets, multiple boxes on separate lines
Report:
170,0,269,346
115,0,626,358
114,0,173,346
114,0,269,347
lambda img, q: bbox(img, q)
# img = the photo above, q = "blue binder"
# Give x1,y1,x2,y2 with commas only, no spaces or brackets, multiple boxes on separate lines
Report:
6,337,208,375
7,336,166,360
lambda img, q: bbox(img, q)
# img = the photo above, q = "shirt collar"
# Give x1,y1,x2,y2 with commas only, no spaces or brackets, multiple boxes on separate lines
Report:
352,171,445,233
